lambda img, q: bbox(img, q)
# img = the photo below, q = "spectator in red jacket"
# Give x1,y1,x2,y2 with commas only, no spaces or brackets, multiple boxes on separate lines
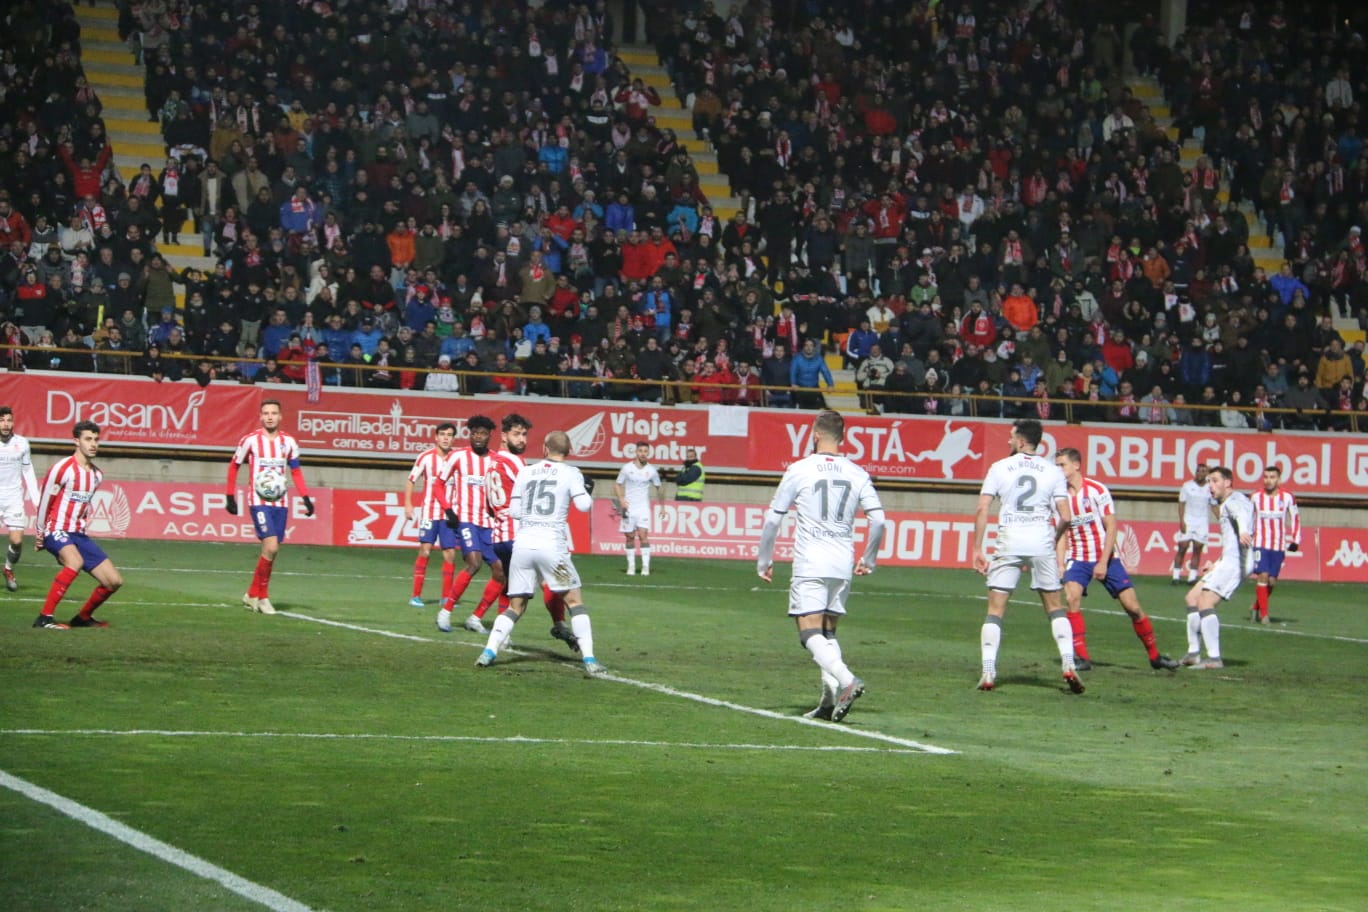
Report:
1101,329,1136,375
613,78,661,125
961,300,997,350
0,199,32,250
620,230,655,283
57,142,113,201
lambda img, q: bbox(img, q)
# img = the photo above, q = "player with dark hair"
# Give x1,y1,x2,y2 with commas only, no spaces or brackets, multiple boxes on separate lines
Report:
1249,465,1300,625
436,415,503,633
33,421,123,628
0,406,40,592
1055,447,1180,671
404,422,460,607
226,399,314,615
1181,466,1254,669
1171,465,1212,584
614,439,664,575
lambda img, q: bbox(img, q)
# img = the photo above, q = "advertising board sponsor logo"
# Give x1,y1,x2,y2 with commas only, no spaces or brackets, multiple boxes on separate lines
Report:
46,389,207,441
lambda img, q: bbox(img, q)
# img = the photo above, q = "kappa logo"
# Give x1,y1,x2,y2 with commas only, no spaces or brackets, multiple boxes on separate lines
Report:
1326,539,1368,568
1347,445,1368,487
86,485,132,537
905,421,982,479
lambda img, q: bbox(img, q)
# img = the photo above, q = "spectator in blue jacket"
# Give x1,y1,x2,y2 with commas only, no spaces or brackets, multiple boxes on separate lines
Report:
1269,262,1310,309
279,187,318,235
1179,337,1212,397
606,193,635,233
351,316,384,357
844,318,878,368
403,286,436,332
790,338,834,409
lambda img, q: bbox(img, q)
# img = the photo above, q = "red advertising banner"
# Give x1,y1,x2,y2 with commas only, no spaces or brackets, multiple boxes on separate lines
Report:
6,373,1366,498
328,488,591,553
588,501,1363,583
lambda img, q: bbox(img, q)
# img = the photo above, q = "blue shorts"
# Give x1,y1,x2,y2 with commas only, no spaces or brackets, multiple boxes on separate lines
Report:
492,540,514,567
1062,557,1133,599
456,523,497,563
251,504,289,542
417,518,459,550
1252,549,1285,577
42,531,110,571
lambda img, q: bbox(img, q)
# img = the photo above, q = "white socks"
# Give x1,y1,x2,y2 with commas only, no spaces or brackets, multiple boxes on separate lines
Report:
487,612,517,654
1199,610,1221,659
980,619,1002,679
1048,611,1074,665
570,610,595,660
626,550,635,574
1186,608,1202,653
804,633,854,689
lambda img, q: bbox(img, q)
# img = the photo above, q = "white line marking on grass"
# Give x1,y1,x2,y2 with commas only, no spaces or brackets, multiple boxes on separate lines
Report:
0,769,319,912
277,613,958,755
0,729,932,756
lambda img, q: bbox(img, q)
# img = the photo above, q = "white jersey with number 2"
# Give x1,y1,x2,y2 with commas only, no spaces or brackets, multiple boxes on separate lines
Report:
767,453,882,580
980,452,1068,557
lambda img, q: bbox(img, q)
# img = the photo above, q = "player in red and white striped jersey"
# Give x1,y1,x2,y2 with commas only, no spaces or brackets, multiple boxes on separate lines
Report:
467,414,578,651
1249,466,1301,624
1055,448,1180,671
435,415,507,633
403,423,459,608
225,400,315,615
32,421,124,629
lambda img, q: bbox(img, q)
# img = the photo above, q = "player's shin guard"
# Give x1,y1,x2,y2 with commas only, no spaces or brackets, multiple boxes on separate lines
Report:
411,555,428,598
78,585,115,619
799,628,852,689
569,606,595,660
640,547,651,573
1254,583,1270,619
474,577,503,617
1198,609,1221,659
1132,615,1160,660
42,567,79,616
1048,608,1075,664
980,615,1002,680
1067,610,1089,661
486,612,517,655
1186,606,1202,653
542,584,566,623
5,542,19,569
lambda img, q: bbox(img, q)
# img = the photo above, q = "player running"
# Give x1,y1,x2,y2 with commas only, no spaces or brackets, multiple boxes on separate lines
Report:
436,415,503,634
1181,466,1254,670
0,406,40,592
614,441,664,575
972,418,1083,694
1054,448,1181,671
1249,465,1300,625
756,410,886,722
474,430,604,676
404,422,460,608
1171,465,1212,584
33,421,123,629
226,399,315,615
469,414,579,651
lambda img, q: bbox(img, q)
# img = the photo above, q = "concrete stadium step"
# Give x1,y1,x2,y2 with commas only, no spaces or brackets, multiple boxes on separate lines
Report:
77,4,119,20
85,40,135,59
1337,326,1364,342
105,116,162,136
83,25,122,43
110,134,166,158
83,57,143,78
619,49,657,68
94,92,145,112
84,68,143,88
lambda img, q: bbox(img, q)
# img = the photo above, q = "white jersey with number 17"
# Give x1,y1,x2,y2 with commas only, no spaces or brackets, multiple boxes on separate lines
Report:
768,452,882,580
981,452,1068,557
510,459,593,552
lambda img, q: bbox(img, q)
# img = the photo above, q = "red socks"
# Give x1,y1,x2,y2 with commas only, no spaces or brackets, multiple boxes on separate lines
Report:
474,577,504,618
41,566,80,616
250,556,274,598
1068,611,1089,661
79,586,115,619
1132,615,1159,661
542,584,566,623
441,562,455,605
1254,583,1270,619
446,568,474,606
412,555,429,598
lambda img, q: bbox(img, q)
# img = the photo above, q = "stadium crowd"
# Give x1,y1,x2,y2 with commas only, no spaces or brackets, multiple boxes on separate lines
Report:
0,0,1366,430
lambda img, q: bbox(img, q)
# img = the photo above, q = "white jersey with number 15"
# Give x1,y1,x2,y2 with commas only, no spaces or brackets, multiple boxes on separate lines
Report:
510,460,593,551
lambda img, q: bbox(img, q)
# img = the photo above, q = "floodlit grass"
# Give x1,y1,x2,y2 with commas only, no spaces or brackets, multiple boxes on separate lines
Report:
2,540,1365,911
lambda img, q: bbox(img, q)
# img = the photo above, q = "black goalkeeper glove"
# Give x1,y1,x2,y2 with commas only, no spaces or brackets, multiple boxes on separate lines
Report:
225,494,238,515
583,476,596,494
301,495,315,518
1286,542,1299,553
445,507,460,529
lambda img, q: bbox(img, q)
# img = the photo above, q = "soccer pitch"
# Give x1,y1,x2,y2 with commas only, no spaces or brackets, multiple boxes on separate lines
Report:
2,540,1364,912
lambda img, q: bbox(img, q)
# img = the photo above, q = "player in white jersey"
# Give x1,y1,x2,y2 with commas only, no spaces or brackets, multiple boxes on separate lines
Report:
756,411,886,722
225,399,315,615
1181,465,1254,670
468,414,579,651
474,430,604,676
435,415,507,634
403,422,459,608
614,441,664,575
1249,465,1300,625
1171,465,1212,583
1054,448,1181,672
971,419,1083,694
0,406,41,592
33,421,124,629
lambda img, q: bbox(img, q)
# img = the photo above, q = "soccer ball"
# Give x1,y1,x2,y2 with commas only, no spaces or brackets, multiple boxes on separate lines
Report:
254,468,288,502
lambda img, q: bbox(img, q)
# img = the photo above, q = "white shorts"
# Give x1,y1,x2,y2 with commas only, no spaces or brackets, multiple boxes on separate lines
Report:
619,504,652,533
0,499,27,531
987,552,1061,592
1200,558,1246,601
788,577,851,617
1176,526,1209,545
506,546,581,598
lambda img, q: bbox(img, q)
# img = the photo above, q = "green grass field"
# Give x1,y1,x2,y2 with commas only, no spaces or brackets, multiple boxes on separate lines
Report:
2,540,1365,912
